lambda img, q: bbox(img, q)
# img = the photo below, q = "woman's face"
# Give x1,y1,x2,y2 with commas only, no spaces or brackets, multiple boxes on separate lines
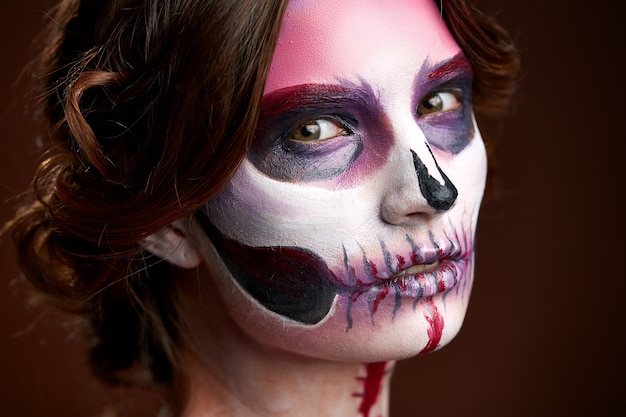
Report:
202,0,487,362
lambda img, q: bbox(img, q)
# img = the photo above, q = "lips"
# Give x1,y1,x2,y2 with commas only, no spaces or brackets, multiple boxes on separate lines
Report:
335,228,474,306
384,258,467,298
198,207,474,326
346,253,468,297
393,261,440,277
340,246,472,330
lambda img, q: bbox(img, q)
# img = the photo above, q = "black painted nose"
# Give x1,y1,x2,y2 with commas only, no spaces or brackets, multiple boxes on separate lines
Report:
411,148,458,211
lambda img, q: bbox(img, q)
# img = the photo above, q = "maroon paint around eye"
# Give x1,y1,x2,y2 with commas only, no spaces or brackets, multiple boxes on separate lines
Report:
250,82,393,187
413,53,475,154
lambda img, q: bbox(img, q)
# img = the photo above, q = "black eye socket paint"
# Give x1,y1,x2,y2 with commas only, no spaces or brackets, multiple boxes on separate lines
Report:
411,147,458,211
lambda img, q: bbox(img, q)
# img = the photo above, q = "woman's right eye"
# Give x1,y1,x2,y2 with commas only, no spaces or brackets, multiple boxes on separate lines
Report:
288,118,348,143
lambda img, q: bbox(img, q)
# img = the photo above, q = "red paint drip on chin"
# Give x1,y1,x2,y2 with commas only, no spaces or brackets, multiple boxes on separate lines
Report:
418,297,444,355
354,362,386,417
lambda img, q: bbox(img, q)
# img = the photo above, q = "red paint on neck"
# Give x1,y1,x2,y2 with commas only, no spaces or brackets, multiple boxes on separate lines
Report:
418,297,444,355
354,362,386,417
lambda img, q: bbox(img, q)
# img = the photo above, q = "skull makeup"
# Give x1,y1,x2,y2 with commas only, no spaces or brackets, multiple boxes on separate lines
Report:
200,0,488,362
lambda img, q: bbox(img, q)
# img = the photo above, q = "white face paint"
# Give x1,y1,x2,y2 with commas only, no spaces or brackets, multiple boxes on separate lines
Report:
201,0,487,362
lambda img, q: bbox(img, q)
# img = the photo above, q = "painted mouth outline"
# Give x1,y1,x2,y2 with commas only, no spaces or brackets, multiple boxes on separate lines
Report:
347,251,471,299
337,227,472,291
197,209,474,327
393,261,442,277
338,228,474,329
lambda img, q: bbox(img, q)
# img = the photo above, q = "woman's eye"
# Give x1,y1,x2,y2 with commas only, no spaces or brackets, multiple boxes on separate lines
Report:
289,118,347,142
416,91,461,116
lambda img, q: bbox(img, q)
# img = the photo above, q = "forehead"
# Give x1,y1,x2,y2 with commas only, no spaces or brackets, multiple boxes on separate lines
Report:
264,0,462,93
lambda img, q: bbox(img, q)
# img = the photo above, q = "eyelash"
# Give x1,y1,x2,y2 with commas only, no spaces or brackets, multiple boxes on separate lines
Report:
416,89,464,118
282,89,467,145
284,115,355,144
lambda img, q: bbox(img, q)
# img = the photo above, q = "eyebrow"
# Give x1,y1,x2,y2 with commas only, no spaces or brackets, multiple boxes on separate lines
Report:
410,52,473,110
258,53,472,122
259,82,378,121
426,53,473,83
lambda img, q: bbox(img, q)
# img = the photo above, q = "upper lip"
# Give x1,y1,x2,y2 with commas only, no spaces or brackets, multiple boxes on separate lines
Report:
360,253,471,294
336,234,472,290
374,251,468,286
391,261,441,278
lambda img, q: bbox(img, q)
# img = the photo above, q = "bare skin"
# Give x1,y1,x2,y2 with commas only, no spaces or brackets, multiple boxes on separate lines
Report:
177,261,392,417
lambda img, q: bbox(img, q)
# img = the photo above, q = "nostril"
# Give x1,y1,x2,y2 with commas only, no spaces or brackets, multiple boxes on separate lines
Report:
411,149,457,211
379,189,438,226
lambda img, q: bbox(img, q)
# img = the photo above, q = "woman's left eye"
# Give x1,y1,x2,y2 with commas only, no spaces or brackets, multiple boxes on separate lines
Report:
288,118,348,142
416,91,461,117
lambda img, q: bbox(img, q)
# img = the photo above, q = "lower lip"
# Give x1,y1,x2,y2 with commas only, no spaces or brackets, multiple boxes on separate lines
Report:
365,258,468,299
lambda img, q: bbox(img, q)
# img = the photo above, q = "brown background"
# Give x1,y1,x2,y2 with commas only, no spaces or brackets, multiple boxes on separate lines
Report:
1,1,624,416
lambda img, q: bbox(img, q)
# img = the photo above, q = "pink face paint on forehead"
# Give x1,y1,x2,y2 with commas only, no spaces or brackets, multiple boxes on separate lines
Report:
264,0,461,94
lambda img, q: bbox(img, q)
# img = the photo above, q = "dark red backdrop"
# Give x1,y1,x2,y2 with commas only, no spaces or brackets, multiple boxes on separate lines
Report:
1,1,624,416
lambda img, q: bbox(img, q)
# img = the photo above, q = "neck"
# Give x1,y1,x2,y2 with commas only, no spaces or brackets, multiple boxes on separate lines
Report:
176,269,394,417
183,352,394,417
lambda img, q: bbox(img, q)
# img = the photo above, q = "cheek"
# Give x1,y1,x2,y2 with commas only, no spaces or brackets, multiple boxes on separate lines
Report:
419,106,475,155
205,161,382,252
248,130,364,183
200,141,483,356
206,123,488,250
456,125,488,200
202,254,474,363
431,120,487,199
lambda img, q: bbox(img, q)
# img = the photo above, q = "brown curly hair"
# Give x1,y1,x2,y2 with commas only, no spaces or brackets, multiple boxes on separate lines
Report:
4,0,519,412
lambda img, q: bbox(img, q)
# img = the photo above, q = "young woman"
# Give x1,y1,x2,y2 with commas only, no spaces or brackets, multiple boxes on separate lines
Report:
6,0,518,415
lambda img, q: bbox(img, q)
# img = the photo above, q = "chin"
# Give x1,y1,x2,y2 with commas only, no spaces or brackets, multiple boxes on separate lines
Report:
216,268,473,364
313,288,472,362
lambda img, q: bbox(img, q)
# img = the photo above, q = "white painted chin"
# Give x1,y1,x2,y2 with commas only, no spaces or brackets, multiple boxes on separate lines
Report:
213,262,473,363
303,290,472,362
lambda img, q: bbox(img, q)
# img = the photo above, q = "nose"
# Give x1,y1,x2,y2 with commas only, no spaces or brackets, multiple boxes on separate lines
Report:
411,147,458,210
381,141,458,225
